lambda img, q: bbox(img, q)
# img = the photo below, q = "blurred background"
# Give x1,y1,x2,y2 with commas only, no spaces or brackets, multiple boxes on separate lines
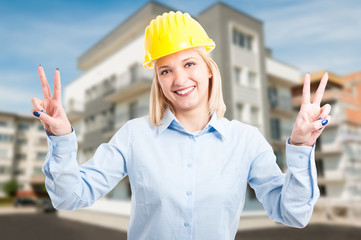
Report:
1,0,361,239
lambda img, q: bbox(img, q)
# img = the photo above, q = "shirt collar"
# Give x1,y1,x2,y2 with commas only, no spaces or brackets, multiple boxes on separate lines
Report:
157,108,226,140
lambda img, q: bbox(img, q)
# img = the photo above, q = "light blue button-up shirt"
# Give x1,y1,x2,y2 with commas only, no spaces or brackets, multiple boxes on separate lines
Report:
43,109,319,240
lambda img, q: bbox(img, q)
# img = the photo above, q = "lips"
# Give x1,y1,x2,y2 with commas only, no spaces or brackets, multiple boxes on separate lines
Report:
174,86,195,96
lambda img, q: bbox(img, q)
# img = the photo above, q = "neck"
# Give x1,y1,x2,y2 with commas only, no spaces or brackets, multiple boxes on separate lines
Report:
175,107,210,133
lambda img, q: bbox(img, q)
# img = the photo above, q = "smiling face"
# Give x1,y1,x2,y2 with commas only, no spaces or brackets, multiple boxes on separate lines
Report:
155,48,211,117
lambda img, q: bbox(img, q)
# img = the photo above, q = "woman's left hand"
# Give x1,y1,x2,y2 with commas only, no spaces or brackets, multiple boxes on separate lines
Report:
289,72,331,147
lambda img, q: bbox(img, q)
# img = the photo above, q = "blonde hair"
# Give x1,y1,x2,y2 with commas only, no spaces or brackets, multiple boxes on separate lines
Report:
149,48,226,126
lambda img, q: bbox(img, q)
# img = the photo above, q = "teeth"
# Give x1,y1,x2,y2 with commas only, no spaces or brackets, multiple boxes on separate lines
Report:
176,87,195,95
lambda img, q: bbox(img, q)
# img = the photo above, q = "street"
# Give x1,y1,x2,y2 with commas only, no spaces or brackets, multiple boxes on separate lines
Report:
1,213,361,240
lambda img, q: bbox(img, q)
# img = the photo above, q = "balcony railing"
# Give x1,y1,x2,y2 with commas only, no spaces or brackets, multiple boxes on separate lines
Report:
269,95,293,111
66,99,84,122
111,64,153,95
115,106,149,129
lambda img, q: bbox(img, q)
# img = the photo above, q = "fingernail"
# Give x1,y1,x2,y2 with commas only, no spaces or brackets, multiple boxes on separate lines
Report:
306,72,310,75
321,119,328,126
318,117,323,120
325,72,328,76
40,109,48,114
38,64,42,67
56,67,59,71
33,111,40,118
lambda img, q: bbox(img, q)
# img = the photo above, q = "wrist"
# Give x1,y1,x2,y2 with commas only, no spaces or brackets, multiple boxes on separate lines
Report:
288,138,304,146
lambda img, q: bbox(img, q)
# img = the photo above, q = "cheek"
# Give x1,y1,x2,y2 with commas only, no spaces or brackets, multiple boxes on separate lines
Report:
158,79,172,97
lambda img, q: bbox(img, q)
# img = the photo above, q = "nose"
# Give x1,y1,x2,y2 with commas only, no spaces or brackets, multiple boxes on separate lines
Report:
173,68,188,86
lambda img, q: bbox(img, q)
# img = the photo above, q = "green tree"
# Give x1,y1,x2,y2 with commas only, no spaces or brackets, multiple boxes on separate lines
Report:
3,179,18,197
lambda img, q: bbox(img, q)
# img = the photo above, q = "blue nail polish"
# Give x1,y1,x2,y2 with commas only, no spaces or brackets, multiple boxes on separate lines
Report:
33,111,40,118
321,119,328,126
318,117,323,120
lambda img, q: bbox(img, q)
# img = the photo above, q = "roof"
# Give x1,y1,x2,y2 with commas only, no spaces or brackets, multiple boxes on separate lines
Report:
301,70,344,87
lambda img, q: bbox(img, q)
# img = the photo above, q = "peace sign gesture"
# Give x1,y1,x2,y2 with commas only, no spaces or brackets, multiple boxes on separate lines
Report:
289,72,332,147
31,65,72,136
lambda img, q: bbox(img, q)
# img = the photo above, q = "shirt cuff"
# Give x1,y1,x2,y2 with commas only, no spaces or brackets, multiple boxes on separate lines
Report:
285,138,315,169
47,128,77,155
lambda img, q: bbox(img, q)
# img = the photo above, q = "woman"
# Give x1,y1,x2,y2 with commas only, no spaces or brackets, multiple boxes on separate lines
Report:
31,11,331,240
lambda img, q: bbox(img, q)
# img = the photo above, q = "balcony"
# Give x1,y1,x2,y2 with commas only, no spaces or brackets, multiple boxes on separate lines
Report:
318,176,346,185
269,95,295,117
66,99,84,122
115,106,149,129
315,145,343,159
266,57,300,85
105,65,153,104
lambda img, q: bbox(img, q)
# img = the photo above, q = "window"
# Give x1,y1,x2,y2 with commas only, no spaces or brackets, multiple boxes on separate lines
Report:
319,185,327,196
268,87,278,108
233,67,241,85
130,64,138,84
248,71,257,88
18,123,29,131
37,124,44,131
0,166,11,174
236,104,243,121
274,150,285,170
316,159,324,177
37,152,47,161
232,28,253,51
270,118,281,140
246,183,257,200
0,134,12,143
33,167,43,176
15,153,26,161
0,149,8,158
37,137,47,145
129,101,138,119
250,106,259,124
16,138,27,145
0,121,8,127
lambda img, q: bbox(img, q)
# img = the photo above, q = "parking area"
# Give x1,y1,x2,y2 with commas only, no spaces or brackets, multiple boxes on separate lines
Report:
1,212,361,240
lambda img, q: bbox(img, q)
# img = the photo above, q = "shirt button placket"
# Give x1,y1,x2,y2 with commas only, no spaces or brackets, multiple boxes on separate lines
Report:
183,134,195,238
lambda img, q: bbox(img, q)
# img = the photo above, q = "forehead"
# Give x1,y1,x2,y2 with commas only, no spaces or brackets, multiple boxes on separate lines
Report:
155,48,203,67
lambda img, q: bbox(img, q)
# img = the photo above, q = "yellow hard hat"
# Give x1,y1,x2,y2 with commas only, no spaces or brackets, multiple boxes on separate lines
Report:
143,11,215,69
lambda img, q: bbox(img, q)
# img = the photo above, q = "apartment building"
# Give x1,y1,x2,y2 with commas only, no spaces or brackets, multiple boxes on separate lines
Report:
291,71,361,219
0,111,48,198
61,1,300,228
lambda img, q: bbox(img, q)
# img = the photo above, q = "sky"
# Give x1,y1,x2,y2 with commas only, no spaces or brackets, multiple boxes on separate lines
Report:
1,0,360,116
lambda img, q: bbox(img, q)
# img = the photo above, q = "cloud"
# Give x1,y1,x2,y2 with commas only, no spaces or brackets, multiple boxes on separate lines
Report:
0,5,131,114
259,1,361,46
0,85,37,115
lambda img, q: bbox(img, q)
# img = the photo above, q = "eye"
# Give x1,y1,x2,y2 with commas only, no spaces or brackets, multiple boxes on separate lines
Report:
160,69,171,75
185,62,195,68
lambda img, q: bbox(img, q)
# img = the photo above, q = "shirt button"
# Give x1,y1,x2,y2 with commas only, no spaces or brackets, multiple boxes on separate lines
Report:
184,222,189,227
299,155,305,159
55,143,60,147
187,163,192,168
186,191,192,196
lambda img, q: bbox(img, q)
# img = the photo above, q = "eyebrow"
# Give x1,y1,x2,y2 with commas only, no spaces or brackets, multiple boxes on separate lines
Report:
157,57,198,70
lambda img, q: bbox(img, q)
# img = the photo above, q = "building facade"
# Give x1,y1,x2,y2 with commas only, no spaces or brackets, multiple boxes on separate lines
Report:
0,111,48,198
61,1,300,228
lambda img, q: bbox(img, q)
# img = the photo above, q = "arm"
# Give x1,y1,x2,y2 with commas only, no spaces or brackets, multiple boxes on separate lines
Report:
31,66,129,210
248,72,330,228
43,124,129,210
248,132,318,228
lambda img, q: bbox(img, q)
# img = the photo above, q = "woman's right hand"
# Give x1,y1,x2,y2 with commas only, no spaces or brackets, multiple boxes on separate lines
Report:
31,65,72,136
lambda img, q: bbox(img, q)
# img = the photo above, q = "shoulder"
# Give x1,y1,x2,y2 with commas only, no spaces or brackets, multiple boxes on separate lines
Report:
120,115,156,135
111,115,155,143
